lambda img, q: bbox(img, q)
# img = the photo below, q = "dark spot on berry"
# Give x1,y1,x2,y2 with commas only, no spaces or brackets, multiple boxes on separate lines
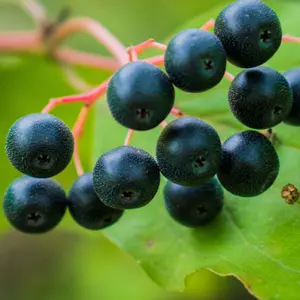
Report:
27,211,42,224
273,105,283,116
260,29,272,44
196,205,207,215
204,59,214,71
37,153,51,165
136,108,150,120
267,128,273,135
104,215,113,224
193,155,207,168
121,191,134,200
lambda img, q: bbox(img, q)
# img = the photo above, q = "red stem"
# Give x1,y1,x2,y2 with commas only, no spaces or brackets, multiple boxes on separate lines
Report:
72,105,92,176
200,19,215,31
160,120,168,129
21,0,47,25
171,107,184,117
282,35,300,43
56,48,120,71
124,129,135,146
0,31,42,52
42,77,110,113
224,71,235,81
49,18,128,65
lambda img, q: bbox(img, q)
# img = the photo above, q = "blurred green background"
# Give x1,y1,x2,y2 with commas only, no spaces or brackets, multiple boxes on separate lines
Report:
0,0,280,299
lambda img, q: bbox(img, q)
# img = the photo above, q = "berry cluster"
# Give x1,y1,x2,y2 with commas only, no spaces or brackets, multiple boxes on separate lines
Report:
3,0,300,234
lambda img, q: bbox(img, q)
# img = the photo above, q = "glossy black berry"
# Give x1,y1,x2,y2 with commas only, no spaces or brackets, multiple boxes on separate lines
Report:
164,178,224,227
283,68,300,126
164,28,226,92
93,146,160,209
217,131,279,197
214,0,282,68
6,113,74,178
228,66,293,129
156,117,222,186
68,173,124,230
3,176,67,233
107,61,175,131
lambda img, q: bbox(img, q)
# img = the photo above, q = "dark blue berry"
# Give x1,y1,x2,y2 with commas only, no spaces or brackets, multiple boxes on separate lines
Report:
6,113,74,178
228,66,293,129
283,68,300,126
217,130,279,197
164,178,224,227
107,61,175,131
3,176,67,233
156,117,222,186
93,146,160,209
164,28,226,92
214,0,282,68
68,173,124,230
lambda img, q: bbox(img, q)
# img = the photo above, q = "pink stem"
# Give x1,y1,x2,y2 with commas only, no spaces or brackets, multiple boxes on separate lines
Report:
56,48,120,70
73,141,84,177
42,96,86,113
160,120,168,129
89,78,111,105
128,47,138,61
131,39,155,53
171,107,184,117
200,19,215,30
282,35,300,43
144,54,164,66
0,31,122,71
21,0,47,24
42,77,110,113
50,18,128,65
0,31,42,52
72,105,91,176
224,71,235,81
152,42,167,51
131,38,167,55
124,129,135,146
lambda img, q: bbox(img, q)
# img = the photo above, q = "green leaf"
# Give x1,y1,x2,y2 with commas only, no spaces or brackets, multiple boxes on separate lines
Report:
95,1,300,299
